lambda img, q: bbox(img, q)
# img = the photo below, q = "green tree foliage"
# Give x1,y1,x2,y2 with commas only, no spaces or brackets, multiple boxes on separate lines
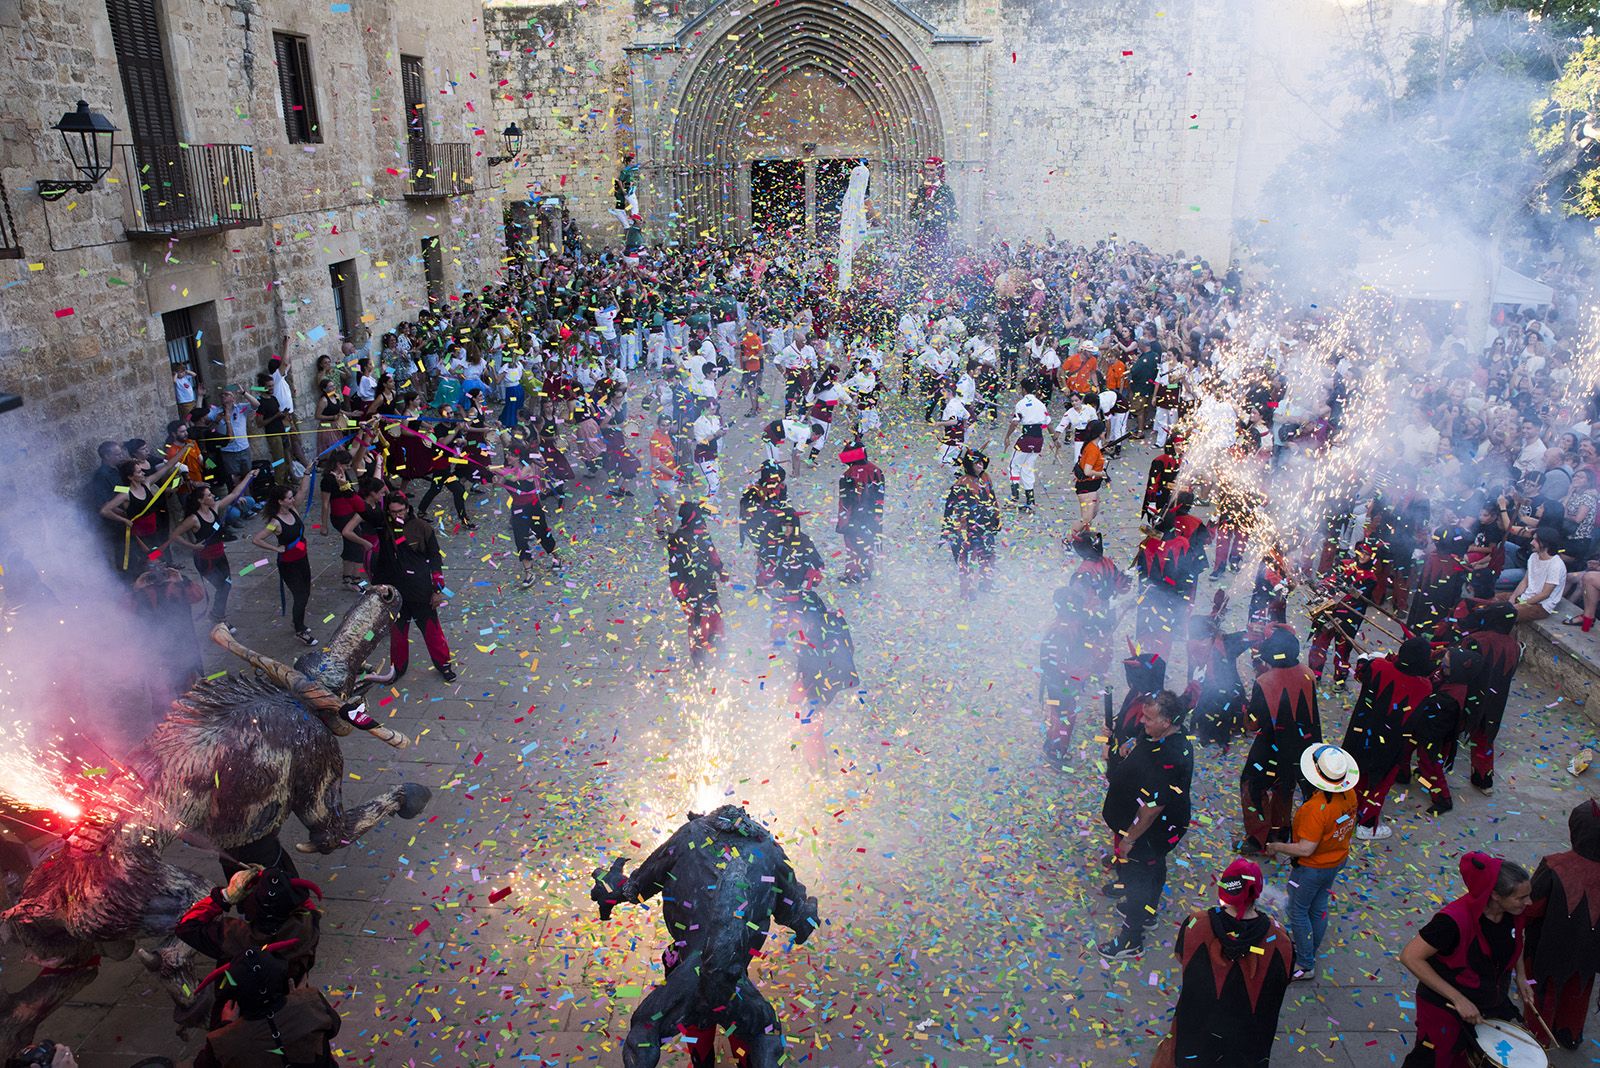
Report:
1529,35,1600,214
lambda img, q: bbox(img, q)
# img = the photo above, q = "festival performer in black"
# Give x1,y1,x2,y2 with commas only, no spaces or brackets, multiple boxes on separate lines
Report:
1040,576,1111,768
369,493,456,683
1106,651,1167,781
1148,858,1293,1068
1100,689,1193,960
590,806,820,1068
1306,539,1380,687
1237,626,1321,856
835,440,885,584
1184,591,1249,752
1067,528,1128,604
908,155,957,265
1409,507,1473,637
1454,602,1522,794
942,449,1000,600
1143,436,1182,522
1247,543,1292,640
1523,799,1600,1050
194,947,341,1068
1342,636,1433,841
1398,852,1535,1068
1409,648,1479,816
1132,515,1193,660
666,500,730,668
739,461,789,585
177,867,323,1002
1209,489,1252,578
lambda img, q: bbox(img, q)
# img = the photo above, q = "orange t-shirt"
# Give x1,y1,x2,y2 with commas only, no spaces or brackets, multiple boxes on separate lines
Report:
650,429,682,481
1104,359,1128,391
1067,355,1098,394
1077,441,1105,479
741,332,764,372
1292,790,1357,869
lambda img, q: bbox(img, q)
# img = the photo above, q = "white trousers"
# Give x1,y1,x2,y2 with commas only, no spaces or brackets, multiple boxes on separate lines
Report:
1154,406,1177,446
698,458,721,498
1009,448,1038,490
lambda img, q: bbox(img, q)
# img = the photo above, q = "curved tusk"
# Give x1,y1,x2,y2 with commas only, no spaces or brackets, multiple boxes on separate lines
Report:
209,624,353,735
365,725,413,750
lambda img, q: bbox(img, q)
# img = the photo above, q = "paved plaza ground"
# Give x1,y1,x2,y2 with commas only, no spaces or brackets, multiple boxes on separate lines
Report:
17,378,1600,1067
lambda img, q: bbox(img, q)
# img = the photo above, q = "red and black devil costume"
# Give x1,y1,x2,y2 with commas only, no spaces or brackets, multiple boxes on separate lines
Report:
666,501,729,667
1340,637,1435,829
1185,591,1250,752
1524,799,1600,1050
1453,602,1522,792
836,442,885,583
1040,577,1112,767
1238,627,1321,854
1307,541,1380,685
1409,519,1473,638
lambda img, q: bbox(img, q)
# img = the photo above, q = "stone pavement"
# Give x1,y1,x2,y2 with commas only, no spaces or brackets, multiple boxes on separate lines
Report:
16,375,1600,1067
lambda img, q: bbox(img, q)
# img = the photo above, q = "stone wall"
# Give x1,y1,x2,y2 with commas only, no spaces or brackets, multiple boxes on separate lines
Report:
482,0,1445,265
0,0,503,477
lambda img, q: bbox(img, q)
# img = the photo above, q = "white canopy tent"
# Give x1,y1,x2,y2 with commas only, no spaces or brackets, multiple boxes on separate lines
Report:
1355,233,1554,308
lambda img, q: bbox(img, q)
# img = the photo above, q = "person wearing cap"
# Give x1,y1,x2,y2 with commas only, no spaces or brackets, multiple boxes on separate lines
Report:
1099,689,1193,961
1149,858,1293,1067
1238,627,1322,856
1342,637,1434,839
835,441,885,584
1266,743,1359,980
1398,852,1535,1067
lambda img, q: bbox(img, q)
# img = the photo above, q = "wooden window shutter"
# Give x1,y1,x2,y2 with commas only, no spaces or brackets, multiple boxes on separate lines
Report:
105,0,180,147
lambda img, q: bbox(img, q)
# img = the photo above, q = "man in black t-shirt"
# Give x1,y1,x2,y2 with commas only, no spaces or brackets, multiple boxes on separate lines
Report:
1101,689,1193,960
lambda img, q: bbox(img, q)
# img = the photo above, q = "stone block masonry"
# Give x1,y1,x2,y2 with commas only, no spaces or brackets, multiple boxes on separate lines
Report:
0,0,504,481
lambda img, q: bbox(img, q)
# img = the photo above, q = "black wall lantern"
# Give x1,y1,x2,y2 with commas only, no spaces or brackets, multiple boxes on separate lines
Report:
38,100,118,201
488,122,523,167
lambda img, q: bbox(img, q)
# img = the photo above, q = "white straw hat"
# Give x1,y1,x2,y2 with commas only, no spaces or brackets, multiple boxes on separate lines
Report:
1300,743,1360,793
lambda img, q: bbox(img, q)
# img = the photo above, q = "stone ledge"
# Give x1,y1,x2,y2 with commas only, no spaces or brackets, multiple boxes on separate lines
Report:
1520,601,1600,727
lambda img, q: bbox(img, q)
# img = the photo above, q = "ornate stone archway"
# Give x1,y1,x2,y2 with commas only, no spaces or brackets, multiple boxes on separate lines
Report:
629,0,954,242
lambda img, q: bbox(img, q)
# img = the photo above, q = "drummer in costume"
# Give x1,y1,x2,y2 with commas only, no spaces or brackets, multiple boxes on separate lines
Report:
1237,626,1322,856
1398,852,1536,1068
1147,859,1293,1068
1523,799,1600,1050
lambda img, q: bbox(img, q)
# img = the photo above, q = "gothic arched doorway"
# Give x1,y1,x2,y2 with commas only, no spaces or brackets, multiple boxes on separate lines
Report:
659,0,946,243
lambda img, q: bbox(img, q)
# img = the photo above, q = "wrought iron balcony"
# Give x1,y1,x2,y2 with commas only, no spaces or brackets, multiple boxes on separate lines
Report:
0,179,20,259
122,142,262,238
405,142,474,199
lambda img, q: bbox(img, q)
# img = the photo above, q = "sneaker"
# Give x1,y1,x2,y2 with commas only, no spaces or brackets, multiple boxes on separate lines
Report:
1355,824,1393,841
1290,967,1315,982
296,629,317,646
438,665,458,683
1100,881,1125,898
1099,938,1142,962
519,573,535,589
1470,772,1494,795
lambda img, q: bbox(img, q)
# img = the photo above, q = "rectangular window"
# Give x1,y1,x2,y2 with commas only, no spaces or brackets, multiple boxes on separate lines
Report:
329,260,360,343
162,302,219,395
421,236,444,306
400,55,431,184
272,33,321,144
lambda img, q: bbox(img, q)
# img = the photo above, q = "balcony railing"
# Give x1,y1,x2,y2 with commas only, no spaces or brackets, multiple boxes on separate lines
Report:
0,179,20,259
122,142,263,239
405,142,474,199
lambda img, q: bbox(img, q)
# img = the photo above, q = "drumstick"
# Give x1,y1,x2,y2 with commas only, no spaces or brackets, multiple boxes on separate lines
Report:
1523,994,1557,1049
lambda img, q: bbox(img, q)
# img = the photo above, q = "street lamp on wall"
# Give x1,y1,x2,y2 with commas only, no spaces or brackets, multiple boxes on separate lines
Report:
488,122,523,167
37,101,118,201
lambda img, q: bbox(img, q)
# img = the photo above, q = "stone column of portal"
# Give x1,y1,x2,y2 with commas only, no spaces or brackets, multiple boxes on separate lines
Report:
804,158,817,241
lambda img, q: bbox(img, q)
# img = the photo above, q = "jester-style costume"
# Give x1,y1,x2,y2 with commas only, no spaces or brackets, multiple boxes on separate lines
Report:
1307,543,1379,685
666,504,728,667
1454,602,1522,791
1408,521,1472,637
1041,582,1111,767
1155,905,1293,1066
1238,628,1321,854
1185,599,1249,752
1143,446,1181,522
836,445,886,583
1524,800,1600,1049
942,470,1000,600
1133,524,1195,660
1341,638,1434,829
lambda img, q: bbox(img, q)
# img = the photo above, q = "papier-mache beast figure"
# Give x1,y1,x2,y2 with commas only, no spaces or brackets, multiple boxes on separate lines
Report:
591,805,820,1068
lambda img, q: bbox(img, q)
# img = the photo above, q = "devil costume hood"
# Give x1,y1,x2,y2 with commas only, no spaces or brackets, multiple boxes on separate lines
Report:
1526,799,1600,983
1242,630,1321,789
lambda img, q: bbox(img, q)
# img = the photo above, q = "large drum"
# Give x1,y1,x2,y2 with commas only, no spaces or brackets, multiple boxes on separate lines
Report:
1467,1020,1547,1068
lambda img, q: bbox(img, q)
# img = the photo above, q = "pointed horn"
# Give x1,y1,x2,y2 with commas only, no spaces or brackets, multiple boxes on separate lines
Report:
209,624,353,735
196,960,231,993
287,879,323,900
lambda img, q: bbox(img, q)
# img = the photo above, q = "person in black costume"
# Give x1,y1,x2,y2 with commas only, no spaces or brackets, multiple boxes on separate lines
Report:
590,806,820,1068
1149,858,1293,1068
1524,799,1600,1049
